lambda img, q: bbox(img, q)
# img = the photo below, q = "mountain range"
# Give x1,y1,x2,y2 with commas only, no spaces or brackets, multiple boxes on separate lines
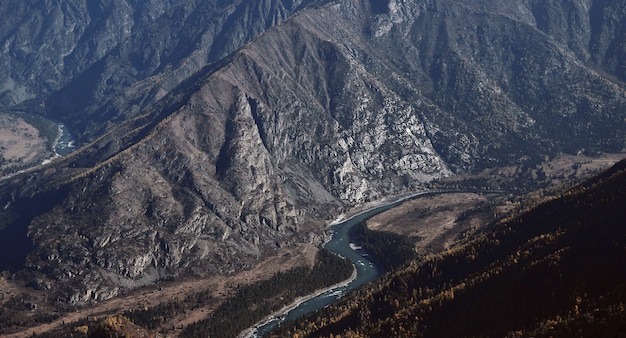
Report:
0,0,625,334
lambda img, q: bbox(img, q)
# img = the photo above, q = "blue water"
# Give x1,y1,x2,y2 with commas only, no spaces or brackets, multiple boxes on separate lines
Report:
253,196,421,337
54,123,76,155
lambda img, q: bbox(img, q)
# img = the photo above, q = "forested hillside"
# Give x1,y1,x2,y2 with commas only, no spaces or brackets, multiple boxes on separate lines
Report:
276,159,626,337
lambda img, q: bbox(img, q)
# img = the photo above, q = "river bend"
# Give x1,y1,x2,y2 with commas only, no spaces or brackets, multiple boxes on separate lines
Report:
250,191,433,337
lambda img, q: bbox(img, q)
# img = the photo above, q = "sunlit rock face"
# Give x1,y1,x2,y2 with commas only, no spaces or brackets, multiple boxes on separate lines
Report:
0,0,625,305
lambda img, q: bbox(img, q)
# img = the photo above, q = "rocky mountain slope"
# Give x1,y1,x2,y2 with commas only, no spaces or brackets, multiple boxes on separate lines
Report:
0,0,625,312
2,0,332,140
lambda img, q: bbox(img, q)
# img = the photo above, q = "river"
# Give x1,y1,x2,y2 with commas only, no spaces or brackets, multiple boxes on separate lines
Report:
248,191,433,337
53,123,76,156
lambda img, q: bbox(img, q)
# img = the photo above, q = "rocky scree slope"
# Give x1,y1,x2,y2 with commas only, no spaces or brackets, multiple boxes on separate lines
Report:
0,0,625,306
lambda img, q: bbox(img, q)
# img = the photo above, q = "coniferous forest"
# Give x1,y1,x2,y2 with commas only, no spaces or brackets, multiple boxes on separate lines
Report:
354,222,418,271
182,248,353,337
272,159,626,337
46,248,352,337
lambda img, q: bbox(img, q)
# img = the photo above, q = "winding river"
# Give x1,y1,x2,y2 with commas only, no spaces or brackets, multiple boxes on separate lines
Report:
249,191,433,337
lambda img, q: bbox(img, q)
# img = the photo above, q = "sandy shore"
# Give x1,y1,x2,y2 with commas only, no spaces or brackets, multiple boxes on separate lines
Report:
238,266,358,338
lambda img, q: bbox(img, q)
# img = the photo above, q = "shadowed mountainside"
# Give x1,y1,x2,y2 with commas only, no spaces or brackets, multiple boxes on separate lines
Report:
276,159,626,337
1,0,332,140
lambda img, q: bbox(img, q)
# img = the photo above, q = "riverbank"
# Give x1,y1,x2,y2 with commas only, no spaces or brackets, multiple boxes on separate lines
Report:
52,123,76,156
329,189,435,227
239,192,434,338
41,123,68,165
239,267,358,338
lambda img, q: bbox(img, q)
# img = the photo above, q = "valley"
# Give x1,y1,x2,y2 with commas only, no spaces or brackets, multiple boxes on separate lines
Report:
3,152,623,337
274,157,626,337
1,0,626,336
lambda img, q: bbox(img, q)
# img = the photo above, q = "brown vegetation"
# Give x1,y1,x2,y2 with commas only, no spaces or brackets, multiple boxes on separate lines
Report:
276,159,626,337
367,193,496,254
0,113,52,176
2,244,318,337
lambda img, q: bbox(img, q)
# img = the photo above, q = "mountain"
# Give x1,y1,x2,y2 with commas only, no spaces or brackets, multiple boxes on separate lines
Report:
277,159,626,337
1,1,332,139
0,0,625,319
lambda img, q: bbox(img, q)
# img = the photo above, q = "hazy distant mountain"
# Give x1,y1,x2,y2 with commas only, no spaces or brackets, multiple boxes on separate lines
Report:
0,0,625,309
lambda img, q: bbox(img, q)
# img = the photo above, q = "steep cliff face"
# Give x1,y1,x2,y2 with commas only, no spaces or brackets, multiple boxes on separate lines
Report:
1,0,626,306
360,0,626,168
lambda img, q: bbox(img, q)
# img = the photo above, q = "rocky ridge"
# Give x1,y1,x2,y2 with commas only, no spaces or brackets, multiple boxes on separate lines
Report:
0,0,625,307
2,0,331,140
